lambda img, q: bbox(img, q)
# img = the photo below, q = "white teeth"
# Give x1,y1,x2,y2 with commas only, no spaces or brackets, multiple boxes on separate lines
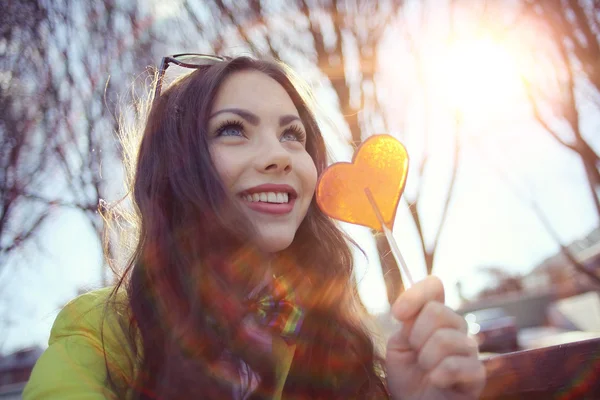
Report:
241,191,291,204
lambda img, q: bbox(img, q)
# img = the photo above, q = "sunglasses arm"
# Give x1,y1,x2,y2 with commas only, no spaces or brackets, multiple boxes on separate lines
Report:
154,57,170,99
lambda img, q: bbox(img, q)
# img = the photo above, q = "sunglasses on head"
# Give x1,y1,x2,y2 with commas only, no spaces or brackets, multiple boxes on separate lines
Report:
154,53,230,99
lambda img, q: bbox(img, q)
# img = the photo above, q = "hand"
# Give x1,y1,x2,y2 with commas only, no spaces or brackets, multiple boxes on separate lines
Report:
386,276,486,400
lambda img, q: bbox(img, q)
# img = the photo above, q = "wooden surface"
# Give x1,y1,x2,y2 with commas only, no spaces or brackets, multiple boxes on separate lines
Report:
482,337,600,399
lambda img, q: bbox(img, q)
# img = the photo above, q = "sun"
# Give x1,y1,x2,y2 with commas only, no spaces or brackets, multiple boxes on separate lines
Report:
426,36,526,119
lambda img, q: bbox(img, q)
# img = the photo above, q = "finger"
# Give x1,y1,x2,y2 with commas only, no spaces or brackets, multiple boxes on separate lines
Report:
417,328,479,372
408,301,469,350
386,323,424,369
392,276,445,321
386,323,412,353
429,355,487,393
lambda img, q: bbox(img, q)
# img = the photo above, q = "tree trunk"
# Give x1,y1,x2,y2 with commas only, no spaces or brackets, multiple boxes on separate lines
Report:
582,156,600,218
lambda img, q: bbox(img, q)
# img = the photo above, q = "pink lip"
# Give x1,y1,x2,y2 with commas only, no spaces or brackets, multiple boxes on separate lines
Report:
243,199,295,215
239,184,297,215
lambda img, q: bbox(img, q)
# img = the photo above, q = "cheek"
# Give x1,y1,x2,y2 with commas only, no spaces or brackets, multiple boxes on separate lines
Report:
209,148,238,188
302,157,318,195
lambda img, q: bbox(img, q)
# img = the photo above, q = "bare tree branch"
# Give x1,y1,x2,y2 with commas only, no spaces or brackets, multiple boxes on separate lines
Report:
430,116,461,269
520,0,600,217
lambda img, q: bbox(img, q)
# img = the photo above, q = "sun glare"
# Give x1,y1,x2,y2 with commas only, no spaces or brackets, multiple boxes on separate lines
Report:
426,37,525,119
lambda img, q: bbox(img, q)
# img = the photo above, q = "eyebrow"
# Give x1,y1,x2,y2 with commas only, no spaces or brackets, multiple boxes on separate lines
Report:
209,108,301,127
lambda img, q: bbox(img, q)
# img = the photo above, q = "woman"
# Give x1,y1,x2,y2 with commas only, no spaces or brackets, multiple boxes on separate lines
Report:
24,55,485,399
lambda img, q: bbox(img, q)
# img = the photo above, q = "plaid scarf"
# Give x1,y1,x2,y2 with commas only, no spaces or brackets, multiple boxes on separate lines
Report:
247,276,304,342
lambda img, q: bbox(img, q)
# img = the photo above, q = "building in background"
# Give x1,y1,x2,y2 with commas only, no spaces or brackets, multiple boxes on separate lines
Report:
0,347,42,399
525,227,600,296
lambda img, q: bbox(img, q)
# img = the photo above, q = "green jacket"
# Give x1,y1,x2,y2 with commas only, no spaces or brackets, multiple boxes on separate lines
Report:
23,287,296,399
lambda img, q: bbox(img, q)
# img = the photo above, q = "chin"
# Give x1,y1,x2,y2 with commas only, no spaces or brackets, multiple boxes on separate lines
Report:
255,234,295,254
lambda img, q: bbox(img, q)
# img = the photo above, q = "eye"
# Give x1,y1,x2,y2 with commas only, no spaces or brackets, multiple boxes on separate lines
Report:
280,125,306,143
215,120,246,138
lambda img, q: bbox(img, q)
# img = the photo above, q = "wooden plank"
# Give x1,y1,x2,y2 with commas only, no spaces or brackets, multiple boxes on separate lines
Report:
482,337,600,399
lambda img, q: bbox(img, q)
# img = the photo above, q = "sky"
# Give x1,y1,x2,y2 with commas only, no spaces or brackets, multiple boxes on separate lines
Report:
3,1,600,354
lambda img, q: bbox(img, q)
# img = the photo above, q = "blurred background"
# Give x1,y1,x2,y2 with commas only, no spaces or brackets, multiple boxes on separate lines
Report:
2,0,600,395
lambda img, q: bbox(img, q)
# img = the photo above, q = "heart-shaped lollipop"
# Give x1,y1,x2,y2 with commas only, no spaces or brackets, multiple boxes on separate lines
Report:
316,134,414,286
316,134,409,231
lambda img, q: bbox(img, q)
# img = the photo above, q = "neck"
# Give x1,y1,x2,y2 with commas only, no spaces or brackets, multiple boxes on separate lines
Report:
247,261,274,298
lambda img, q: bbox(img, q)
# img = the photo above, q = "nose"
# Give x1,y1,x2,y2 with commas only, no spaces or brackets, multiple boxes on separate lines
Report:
256,138,292,174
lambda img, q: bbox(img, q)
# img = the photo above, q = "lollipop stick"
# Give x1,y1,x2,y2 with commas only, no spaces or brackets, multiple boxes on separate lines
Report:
364,188,414,288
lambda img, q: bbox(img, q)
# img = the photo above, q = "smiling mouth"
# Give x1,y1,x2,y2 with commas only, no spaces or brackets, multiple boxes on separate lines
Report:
238,190,296,215
241,191,291,204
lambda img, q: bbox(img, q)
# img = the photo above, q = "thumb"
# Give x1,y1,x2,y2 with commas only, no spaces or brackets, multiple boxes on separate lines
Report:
386,320,416,363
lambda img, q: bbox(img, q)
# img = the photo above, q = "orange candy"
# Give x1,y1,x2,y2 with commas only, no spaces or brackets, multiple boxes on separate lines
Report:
316,134,409,231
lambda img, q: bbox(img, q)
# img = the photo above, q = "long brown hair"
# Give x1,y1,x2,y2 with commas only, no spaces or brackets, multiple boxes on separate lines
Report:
103,56,389,399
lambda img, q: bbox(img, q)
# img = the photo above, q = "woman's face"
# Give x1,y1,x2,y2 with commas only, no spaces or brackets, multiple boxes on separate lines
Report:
208,70,318,253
